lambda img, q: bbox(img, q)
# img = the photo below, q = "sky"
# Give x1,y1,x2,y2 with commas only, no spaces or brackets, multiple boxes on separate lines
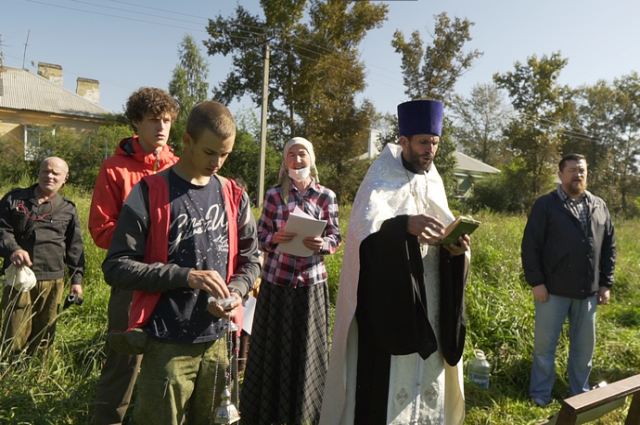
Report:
3,0,640,121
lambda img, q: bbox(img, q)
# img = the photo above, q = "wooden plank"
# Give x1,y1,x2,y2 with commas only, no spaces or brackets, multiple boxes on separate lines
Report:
562,375,640,415
544,375,640,425
554,409,577,425
625,393,640,425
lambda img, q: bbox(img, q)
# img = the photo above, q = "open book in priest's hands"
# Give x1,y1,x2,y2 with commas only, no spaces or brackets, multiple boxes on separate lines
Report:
278,206,327,257
436,215,481,245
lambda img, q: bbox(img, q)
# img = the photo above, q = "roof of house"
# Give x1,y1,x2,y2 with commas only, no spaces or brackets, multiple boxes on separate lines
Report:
454,151,500,174
0,66,111,118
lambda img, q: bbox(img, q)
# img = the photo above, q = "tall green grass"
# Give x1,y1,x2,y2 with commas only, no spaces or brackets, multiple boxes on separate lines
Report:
1,191,639,424
462,211,640,425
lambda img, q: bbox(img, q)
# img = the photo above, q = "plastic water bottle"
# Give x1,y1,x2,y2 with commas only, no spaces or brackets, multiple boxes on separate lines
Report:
468,349,491,389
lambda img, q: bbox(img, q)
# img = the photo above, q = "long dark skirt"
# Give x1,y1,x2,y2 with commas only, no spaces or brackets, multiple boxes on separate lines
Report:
240,280,330,425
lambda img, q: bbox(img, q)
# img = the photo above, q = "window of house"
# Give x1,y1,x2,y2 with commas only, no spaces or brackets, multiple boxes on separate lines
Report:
23,125,42,161
23,126,55,160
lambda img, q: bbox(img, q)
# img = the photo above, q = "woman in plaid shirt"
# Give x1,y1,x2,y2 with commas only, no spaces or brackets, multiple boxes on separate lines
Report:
240,137,342,425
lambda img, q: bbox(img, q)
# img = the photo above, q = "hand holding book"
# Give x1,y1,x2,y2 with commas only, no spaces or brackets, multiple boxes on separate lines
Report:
408,214,446,245
437,216,481,246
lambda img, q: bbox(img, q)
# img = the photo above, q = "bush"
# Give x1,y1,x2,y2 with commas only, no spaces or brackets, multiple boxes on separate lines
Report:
467,158,554,213
467,172,524,213
318,159,372,204
0,122,131,191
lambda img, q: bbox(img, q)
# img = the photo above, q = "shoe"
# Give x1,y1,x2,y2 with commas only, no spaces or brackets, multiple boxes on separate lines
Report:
531,397,548,407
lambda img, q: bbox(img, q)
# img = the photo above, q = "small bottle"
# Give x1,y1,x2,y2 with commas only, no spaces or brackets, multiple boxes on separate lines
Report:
468,349,491,389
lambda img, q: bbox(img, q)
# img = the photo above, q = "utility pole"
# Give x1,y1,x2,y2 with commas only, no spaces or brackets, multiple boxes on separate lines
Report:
0,35,4,97
22,30,30,69
0,34,4,68
257,40,270,208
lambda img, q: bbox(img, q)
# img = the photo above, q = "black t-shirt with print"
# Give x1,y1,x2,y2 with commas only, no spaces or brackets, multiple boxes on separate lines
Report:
144,171,230,343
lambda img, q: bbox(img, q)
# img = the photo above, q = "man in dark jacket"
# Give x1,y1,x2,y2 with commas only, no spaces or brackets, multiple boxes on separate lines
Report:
0,157,84,355
522,153,616,407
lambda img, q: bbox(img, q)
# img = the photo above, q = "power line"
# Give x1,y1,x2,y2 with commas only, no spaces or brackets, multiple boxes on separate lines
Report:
69,0,206,26
229,21,407,85
516,114,606,144
209,20,407,89
91,1,630,145
24,0,208,33
537,116,613,141
26,0,409,91
270,44,405,91
109,0,212,21
18,0,475,111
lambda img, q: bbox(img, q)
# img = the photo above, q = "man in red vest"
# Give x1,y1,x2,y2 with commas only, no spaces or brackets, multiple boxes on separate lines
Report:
102,101,261,425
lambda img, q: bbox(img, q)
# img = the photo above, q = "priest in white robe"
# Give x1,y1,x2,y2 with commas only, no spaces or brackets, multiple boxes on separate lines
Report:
320,100,471,425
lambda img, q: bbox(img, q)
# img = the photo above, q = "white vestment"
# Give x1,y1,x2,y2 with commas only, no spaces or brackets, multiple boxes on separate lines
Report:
320,144,467,425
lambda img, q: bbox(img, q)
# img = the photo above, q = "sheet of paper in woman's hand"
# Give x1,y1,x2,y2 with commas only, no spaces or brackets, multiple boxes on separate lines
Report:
279,206,327,257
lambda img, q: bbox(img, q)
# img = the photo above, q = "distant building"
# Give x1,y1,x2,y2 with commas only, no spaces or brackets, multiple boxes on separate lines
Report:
0,63,112,159
363,129,382,160
453,151,500,198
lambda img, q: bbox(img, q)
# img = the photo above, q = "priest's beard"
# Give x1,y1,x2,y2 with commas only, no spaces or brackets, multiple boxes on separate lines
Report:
407,144,433,173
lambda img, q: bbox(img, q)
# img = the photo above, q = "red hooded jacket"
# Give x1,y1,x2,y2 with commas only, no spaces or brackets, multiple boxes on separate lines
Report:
88,136,178,249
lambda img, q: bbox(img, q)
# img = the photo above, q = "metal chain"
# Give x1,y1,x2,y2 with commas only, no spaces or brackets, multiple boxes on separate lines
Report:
211,322,224,423
210,316,237,424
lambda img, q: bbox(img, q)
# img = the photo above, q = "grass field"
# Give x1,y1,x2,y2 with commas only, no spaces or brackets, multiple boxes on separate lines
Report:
1,186,639,424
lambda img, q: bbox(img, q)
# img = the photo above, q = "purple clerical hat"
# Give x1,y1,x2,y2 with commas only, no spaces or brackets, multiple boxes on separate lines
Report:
397,100,444,137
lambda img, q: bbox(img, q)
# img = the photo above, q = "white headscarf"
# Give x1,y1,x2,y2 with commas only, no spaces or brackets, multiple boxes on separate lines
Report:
278,137,319,199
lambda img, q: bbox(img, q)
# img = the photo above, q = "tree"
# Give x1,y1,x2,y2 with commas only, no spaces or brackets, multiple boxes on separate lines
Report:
391,12,483,103
494,52,570,208
451,83,513,166
204,0,307,140
560,74,640,217
296,1,387,201
168,34,210,155
437,118,460,200
467,158,530,213
389,12,481,202
562,81,618,210
220,108,281,202
204,0,387,200
610,73,640,215
371,112,399,150
0,119,131,190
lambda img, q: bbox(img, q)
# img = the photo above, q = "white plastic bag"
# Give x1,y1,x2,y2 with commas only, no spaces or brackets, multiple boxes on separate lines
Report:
4,264,37,292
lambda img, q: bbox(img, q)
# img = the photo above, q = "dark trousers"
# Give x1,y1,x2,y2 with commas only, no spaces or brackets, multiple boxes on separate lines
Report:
236,330,250,372
93,287,142,425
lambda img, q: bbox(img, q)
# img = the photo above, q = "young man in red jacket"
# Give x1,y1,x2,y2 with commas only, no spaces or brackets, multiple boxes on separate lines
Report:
102,101,260,425
89,87,178,425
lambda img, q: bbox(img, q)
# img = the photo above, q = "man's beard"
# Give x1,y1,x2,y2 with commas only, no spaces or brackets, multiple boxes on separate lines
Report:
568,179,587,196
408,145,433,173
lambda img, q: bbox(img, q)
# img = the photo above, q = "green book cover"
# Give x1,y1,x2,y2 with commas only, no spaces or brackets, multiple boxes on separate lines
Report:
437,216,481,245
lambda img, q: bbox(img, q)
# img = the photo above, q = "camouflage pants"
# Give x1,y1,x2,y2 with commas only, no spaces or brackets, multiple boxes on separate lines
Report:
1,277,65,355
134,335,235,425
